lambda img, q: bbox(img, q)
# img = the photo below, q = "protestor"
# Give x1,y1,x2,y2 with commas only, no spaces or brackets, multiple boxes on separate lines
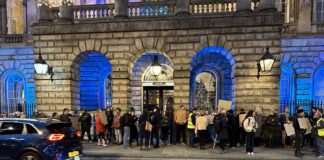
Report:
112,108,122,145
314,110,324,158
215,110,229,154
174,105,188,145
263,110,279,148
161,111,170,146
79,110,92,143
139,108,150,150
187,107,197,147
150,107,162,148
195,112,208,150
52,112,59,120
279,107,290,147
130,108,139,147
95,109,107,147
236,108,246,146
227,109,237,148
243,110,258,155
206,110,216,144
59,108,72,123
254,107,263,146
105,107,114,144
120,108,133,149
292,108,306,157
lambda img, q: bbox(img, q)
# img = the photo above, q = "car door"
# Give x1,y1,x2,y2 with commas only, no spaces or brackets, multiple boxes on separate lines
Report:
0,122,25,159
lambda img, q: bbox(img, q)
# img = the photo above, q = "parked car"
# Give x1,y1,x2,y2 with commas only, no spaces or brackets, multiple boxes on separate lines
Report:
0,118,82,160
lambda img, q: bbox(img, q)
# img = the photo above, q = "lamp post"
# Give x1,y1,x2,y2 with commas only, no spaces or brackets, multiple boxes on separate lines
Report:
34,53,54,81
151,55,162,76
257,47,275,79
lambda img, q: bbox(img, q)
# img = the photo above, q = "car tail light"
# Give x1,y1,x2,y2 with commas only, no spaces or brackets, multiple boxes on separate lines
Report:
48,134,65,141
76,130,81,137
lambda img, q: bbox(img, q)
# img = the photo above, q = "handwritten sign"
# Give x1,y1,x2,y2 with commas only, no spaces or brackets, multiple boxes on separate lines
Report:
284,122,295,136
218,100,232,111
298,118,308,129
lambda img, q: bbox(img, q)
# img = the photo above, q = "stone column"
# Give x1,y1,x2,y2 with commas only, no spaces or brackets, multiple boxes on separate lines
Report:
114,0,128,19
257,0,277,12
0,0,7,34
26,0,37,34
236,0,252,13
175,0,190,15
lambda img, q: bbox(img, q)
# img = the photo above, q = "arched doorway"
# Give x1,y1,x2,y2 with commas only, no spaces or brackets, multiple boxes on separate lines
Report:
190,46,235,111
71,51,112,111
131,53,174,113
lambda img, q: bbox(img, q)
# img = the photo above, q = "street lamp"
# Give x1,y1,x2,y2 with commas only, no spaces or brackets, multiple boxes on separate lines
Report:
257,47,275,79
151,55,162,76
34,53,54,81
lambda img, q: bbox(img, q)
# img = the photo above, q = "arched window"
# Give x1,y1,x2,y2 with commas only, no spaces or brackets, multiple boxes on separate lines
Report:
280,66,294,100
5,72,25,115
313,65,324,101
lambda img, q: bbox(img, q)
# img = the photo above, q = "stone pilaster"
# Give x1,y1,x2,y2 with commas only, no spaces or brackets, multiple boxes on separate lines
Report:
114,0,128,19
175,0,190,15
236,0,252,13
0,0,7,34
257,0,277,12
26,0,37,34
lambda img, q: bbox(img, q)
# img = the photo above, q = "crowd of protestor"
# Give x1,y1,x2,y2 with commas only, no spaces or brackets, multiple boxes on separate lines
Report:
1,104,324,158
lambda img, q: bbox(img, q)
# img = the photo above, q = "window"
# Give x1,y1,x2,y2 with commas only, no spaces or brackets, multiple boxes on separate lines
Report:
6,0,24,34
0,122,24,135
5,72,25,115
280,66,294,101
314,65,324,101
105,75,112,108
317,0,324,21
26,124,38,134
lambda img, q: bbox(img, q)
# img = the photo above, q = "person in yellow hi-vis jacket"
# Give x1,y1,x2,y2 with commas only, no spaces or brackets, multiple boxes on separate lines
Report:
314,110,324,158
187,107,197,147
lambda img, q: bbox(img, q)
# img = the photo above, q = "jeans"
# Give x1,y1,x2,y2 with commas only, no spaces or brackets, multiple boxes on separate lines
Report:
208,125,216,143
246,132,255,153
176,124,186,144
151,127,160,147
105,127,113,143
123,126,130,148
295,132,302,154
114,129,122,143
139,131,150,147
188,129,195,146
219,139,227,151
316,137,324,156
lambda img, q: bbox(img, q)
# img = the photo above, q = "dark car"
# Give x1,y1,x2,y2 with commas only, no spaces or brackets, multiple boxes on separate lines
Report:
0,118,82,160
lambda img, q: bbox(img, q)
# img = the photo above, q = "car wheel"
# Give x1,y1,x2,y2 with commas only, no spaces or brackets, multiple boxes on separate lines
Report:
19,152,40,160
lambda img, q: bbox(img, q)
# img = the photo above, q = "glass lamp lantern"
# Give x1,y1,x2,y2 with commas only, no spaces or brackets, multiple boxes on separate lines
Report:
151,55,162,76
257,47,276,79
34,53,48,75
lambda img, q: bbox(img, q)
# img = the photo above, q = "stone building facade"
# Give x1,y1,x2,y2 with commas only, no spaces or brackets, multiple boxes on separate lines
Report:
0,0,323,116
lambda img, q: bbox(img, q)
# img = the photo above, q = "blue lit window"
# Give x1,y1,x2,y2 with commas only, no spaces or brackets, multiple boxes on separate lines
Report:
317,0,324,21
5,72,25,114
280,65,294,101
105,75,112,108
314,65,324,101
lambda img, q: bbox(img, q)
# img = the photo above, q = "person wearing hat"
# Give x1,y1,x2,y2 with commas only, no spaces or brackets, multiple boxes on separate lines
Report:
292,108,306,157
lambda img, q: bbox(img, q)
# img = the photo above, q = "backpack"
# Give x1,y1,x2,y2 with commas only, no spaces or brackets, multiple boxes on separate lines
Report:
243,118,253,132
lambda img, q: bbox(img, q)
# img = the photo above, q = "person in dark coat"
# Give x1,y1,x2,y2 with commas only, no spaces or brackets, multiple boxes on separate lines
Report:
59,108,72,123
160,111,170,145
139,108,150,150
120,108,133,148
78,110,92,142
130,109,139,147
105,107,114,144
227,109,237,148
216,110,229,153
263,111,278,148
150,107,162,148
292,109,306,157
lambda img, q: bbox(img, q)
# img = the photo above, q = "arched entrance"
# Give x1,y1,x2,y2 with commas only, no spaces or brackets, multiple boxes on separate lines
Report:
71,51,112,111
131,53,174,113
190,46,235,111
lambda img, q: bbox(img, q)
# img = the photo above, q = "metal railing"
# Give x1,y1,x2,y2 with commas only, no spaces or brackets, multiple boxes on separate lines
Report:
279,99,324,115
0,100,36,118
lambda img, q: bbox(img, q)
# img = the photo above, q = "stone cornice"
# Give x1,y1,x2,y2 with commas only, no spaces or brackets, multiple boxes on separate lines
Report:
32,13,284,35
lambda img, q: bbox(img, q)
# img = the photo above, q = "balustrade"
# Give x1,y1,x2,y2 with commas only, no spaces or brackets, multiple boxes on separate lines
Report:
0,34,24,44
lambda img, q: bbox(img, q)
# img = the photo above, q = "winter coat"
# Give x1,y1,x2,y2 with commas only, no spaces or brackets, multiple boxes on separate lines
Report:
150,112,162,128
130,115,139,141
243,117,258,132
120,113,132,128
254,113,263,137
59,113,72,123
78,112,92,129
106,111,114,129
217,117,229,140
112,115,120,129
139,113,149,133
95,114,105,133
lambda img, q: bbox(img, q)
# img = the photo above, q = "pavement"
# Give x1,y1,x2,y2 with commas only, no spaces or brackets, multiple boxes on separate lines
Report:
81,142,322,160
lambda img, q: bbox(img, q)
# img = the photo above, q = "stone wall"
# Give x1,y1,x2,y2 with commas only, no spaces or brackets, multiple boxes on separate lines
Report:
32,13,284,114
281,37,324,100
